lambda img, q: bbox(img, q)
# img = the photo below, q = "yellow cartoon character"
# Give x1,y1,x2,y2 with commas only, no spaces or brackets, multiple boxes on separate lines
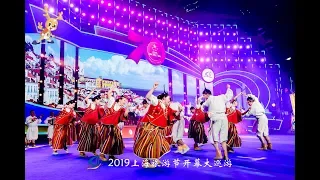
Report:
32,4,63,45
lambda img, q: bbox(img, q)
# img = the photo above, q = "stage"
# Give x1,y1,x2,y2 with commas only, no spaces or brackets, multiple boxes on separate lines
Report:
25,135,295,180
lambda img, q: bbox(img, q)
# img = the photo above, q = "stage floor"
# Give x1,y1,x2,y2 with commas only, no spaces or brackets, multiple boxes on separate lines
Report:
25,135,295,180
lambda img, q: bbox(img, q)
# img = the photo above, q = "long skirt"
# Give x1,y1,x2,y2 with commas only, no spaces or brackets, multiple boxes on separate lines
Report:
188,120,208,144
226,122,242,148
52,124,73,150
26,126,38,140
47,125,54,139
163,124,174,145
133,123,170,159
133,121,144,141
99,125,124,155
77,122,100,152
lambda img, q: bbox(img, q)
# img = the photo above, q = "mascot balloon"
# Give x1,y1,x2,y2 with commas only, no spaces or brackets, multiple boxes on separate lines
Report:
32,4,63,45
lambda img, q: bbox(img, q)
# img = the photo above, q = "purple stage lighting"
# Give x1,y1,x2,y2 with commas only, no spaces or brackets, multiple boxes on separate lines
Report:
206,58,210,62
213,32,216,35
218,45,222,49
116,6,119,9
75,8,79,12
138,29,141,32
199,45,203,49
205,32,208,35
261,58,265,62
200,58,204,62
91,15,95,19
101,0,104,4
246,45,250,49
108,3,112,7
227,45,230,49
108,20,112,24
239,45,243,49
70,4,74,8
226,33,229,35
123,8,127,11
213,45,217,49
205,45,210,49
199,32,203,36
138,13,141,16
101,18,105,22
49,7,54,13
233,33,236,36
124,25,127,28
116,23,120,26
82,13,86,16
63,0,67,2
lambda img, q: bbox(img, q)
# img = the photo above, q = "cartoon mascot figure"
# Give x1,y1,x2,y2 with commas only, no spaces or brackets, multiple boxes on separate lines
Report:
32,4,63,45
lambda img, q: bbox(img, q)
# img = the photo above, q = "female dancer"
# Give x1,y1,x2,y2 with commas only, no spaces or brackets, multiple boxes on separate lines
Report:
226,93,243,153
242,93,272,150
78,89,104,157
170,102,190,154
133,82,177,168
133,99,149,141
44,112,55,146
26,110,41,147
188,98,209,150
52,100,76,155
99,87,129,161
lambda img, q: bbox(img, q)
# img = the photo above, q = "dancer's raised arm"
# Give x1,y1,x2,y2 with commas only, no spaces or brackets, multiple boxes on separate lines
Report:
146,82,159,106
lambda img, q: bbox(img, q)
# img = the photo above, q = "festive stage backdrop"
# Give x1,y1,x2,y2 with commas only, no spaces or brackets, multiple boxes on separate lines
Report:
25,1,286,134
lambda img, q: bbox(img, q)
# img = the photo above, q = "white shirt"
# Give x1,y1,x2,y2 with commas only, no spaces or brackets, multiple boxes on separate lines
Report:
246,94,265,117
135,105,149,117
44,116,55,126
26,116,41,127
202,88,234,114
148,94,165,109
106,96,121,111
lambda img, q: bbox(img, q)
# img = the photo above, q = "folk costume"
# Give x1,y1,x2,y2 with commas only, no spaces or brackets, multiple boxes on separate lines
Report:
226,107,242,152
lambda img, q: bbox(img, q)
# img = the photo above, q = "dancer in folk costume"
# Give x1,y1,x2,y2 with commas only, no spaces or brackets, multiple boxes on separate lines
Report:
170,102,190,154
242,93,273,150
133,83,178,168
225,92,244,153
201,84,233,160
133,99,149,141
78,89,104,157
26,110,41,147
163,118,175,146
99,86,129,161
188,98,209,150
52,100,76,155
44,111,56,146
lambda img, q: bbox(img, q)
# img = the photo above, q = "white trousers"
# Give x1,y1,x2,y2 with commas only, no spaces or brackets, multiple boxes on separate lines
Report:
208,114,228,143
26,126,39,141
171,119,185,143
256,114,269,136
47,125,54,139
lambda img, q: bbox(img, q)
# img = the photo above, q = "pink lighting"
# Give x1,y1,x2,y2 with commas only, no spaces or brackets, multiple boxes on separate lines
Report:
193,32,196,35
101,1,104,4
150,33,153,35
214,59,218,61
157,20,160,23
145,16,148,19
218,33,220,35
168,24,171,26
206,58,210,62
246,45,250,49
174,40,177,42
199,32,203,36
184,42,187,45
235,59,238,62
248,59,251,62
169,38,172,41
213,45,217,48
218,45,222,48
91,15,95,19
131,11,134,14
75,8,79,12
184,29,187,31
233,33,236,36
180,41,183,44
138,13,141,16
205,45,210,49
116,23,120,26
228,59,231,61
163,36,166,39
131,27,134,30
190,31,193,33
194,45,197,48
226,33,229,35
241,59,244,62
70,4,74,8
233,45,237,49
145,31,148,34
261,58,265,62
227,45,230,48
63,0,67,2
205,32,208,35
239,45,243,49
199,45,203,49
138,29,141,32
158,35,160,38
254,59,257,62
108,20,112,24
150,17,153,20
173,26,176,28
190,44,193,46
221,59,224,61
162,22,165,25
123,8,127,11
101,18,105,22
213,32,216,35
107,3,112,6
124,25,127,28
200,58,204,62
116,6,119,9
82,13,86,16
49,7,54,13
180,27,182,30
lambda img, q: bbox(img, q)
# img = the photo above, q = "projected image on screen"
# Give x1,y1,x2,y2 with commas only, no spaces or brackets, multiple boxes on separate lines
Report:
25,33,41,102
43,38,60,105
186,75,197,108
77,49,169,108
63,43,76,103
171,70,184,103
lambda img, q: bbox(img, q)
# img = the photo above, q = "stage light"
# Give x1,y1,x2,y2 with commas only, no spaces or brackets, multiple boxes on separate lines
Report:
91,15,95,19
88,23,90,25
200,58,204,62
63,0,67,2
213,45,217,49
116,23,120,26
116,6,119,9
248,59,251,62
63,8,66,10
145,31,148,34
205,44,210,49
138,13,141,16
233,33,236,36
213,32,216,35
107,3,112,6
199,32,203,36
199,45,203,49
49,7,54,13
157,35,160,38
261,58,265,62
184,29,187,31
164,36,166,39
101,0,104,4
138,29,141,32
70,3,74,8
226,33,229,35
190,31,192,33
205,32,208,35
228,59,231,61
180,27,182,30
101,18,105,22
180,41,183,44
193,32,196,35
239,45,243,49
206,58,210,62
241,59,243,62
246,45,250,49
190,44,193,46
150,33,153,35
235,59,238,62
75,8,79,12
254,59,257,62
124,25,127,28
169,38,172,41
131,27,134,30
157,20,160,23
74,17,76,19
145,16,148,19
272,103,276,107
184,42,187,45
162,22,165,25
123,8,127,11
150,17,153,20
233,45,237,49
286,57,291,60
131,11,134,14
221,59,224,61
174,40,177,42
227,45,230,49
214,59,218,61
194,45,197,48
173,26,176,28
218,33,220,35
219,45,222,48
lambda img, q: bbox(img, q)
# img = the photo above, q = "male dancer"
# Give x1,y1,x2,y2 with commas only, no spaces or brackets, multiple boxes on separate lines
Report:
242,93,272,150
202,84,233,160
26,110,41,147
44,112,55,146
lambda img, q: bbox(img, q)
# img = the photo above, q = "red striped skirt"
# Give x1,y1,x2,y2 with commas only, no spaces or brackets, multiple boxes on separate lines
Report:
133,121,144,141
188,120,208,144
99,125,124,155
52,124,73,150
77,122,100,152
133,123,170,159
227,122,242,148
163,124,174,145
